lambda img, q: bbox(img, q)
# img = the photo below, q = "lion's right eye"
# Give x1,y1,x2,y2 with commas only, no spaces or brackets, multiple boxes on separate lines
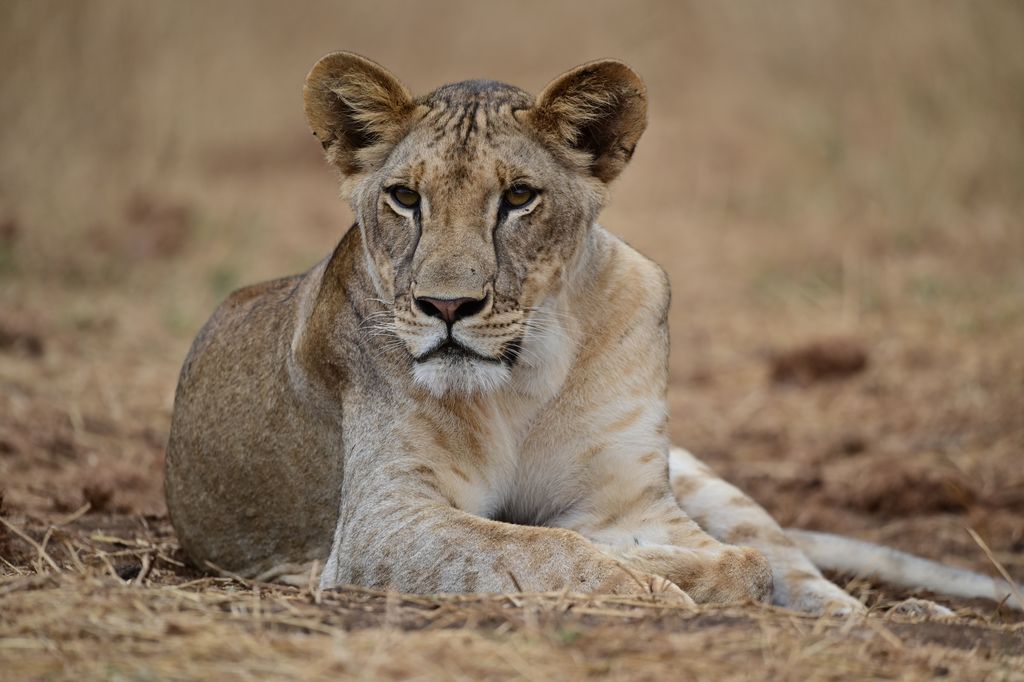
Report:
390,186,420,208
502,186,536,209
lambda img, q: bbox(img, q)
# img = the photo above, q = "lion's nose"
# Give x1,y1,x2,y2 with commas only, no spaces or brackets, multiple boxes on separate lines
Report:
414,295,488,325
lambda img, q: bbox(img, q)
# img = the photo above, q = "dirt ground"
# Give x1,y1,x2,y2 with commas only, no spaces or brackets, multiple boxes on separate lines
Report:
2,2,1023,679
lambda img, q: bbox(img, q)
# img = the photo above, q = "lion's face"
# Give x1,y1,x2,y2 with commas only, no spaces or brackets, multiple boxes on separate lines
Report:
354,83,605,395
304,54,647,395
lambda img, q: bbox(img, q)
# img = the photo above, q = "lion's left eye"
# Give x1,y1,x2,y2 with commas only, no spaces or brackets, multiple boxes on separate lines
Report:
502,186,536,208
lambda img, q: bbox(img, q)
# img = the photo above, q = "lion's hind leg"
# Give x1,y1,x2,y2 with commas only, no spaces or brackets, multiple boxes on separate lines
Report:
668,447,864,615
560,477,774,605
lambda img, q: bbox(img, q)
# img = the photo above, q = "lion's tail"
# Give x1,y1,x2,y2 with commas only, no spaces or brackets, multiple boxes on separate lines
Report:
785,528,1024,611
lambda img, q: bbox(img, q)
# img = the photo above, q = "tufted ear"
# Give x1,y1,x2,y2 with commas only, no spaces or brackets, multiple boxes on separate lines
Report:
529,60,647,184
304,51,416,176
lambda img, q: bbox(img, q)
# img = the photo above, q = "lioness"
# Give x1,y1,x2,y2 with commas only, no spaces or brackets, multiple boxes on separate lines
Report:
166,53,1019,614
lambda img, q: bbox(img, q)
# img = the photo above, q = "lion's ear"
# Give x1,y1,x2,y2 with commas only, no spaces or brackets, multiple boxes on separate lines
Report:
304,51,415,175
529,60,647,184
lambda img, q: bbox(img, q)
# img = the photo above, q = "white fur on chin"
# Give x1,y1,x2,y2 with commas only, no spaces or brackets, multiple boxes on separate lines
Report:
411,355,511,397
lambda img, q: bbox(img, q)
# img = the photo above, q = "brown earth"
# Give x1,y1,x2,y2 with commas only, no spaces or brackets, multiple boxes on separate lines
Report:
1,2,1023,679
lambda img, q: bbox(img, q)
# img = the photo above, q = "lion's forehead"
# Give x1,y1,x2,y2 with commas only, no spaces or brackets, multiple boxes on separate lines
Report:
419,84,528,145
389,82,541,187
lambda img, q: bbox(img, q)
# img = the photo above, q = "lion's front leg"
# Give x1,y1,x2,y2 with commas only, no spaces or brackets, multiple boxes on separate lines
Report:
322,496,688,599
319,447,688,601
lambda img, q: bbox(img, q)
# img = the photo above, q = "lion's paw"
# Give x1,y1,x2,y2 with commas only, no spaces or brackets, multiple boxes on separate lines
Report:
782,578,867,617
600,568,696,607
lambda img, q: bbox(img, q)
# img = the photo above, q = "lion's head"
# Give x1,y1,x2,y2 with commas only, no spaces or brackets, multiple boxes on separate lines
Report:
304,52,647,396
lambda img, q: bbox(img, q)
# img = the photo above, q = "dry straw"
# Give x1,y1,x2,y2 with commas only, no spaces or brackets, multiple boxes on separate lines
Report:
1,514,1023,681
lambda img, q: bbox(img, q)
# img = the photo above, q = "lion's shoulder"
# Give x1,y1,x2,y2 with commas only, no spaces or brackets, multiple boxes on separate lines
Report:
589,226,671,325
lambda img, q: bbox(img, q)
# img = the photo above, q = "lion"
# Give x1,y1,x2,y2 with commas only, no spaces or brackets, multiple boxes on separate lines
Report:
165,52,1020,615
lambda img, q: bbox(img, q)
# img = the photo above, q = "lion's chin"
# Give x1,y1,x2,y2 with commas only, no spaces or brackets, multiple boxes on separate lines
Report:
411,352,511,397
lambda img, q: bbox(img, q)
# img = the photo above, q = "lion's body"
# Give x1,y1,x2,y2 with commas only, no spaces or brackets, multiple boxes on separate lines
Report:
165,53,1019,614
168,218,769,601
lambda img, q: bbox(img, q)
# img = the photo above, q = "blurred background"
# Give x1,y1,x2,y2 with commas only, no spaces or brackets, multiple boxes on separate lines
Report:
1,1,1022,576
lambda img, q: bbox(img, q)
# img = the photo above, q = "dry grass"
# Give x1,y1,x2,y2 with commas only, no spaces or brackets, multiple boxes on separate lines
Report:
2,514,1023,681
2,1,1024,679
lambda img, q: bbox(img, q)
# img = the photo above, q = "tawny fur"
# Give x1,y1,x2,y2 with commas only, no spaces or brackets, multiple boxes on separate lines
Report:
165,52,1020,614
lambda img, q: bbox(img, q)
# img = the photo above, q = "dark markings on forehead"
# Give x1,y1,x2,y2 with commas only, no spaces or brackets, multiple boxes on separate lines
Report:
461,100,479,145
416,80,534,150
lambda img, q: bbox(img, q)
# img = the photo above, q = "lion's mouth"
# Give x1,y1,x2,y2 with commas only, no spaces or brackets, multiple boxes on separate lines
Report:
415,339,499,364
414,337,523,366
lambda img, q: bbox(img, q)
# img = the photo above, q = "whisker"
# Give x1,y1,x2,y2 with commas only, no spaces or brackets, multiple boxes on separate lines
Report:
524,306,577,323
522,318,571,345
